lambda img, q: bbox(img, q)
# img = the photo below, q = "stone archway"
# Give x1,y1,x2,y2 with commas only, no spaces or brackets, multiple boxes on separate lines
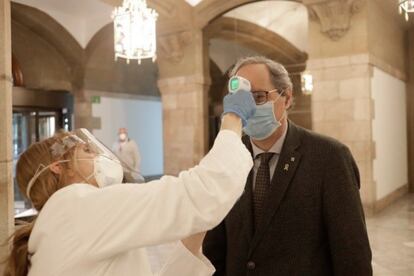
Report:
11,2,84,90
85,23,160,97
195,0,303,28
195,0,264,28
205,17,308,73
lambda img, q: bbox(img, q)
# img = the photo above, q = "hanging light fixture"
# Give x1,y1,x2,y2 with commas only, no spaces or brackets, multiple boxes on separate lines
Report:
399,0,414,21
112,0,158,64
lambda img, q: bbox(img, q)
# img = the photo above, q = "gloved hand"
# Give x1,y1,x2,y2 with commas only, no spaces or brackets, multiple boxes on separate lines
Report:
222,90,256,127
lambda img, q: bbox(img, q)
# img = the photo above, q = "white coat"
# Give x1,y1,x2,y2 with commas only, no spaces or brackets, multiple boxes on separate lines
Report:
112,139,141,174
28,130,253,276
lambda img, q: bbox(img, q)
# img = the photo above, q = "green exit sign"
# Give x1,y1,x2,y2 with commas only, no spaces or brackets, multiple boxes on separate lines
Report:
91,96,101,104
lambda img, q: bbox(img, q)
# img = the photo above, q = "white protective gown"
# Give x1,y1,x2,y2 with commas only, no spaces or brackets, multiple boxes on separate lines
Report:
28,130,253,276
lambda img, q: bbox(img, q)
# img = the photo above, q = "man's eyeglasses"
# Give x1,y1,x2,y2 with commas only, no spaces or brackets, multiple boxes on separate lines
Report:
251,89,284,105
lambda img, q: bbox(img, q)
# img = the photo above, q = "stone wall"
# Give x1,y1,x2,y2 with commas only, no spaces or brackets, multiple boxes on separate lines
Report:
308,55,375,209
84,24,160,97
307,1,369,59
367,0,406,79
11,21,73,91
0,0,13,272
307,0,410,213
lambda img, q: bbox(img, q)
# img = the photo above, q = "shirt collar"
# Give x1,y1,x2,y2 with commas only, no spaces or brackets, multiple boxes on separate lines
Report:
250,124,288,159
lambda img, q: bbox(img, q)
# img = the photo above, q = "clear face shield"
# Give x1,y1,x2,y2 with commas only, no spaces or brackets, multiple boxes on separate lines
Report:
26,129,124,201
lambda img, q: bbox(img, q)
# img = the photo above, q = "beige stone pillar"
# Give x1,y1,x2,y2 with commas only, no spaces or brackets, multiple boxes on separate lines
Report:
408,30,414,193
306,0,409,213
305,0,377,214
72,66,101,131
308,56,376,213
0,0,14,271
73,90,101,130
157,29,210,175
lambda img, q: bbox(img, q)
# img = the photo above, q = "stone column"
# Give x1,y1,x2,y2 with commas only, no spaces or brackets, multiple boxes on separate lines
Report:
157,29,210,175
309,56,375,213
305,0,409,213
0,0,14,271
72,65,101,131
304,0,377,214
408,30,414,193
73,89,101,130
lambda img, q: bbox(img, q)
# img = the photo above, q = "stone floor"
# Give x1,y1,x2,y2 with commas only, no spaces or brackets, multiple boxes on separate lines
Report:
368,194,414,276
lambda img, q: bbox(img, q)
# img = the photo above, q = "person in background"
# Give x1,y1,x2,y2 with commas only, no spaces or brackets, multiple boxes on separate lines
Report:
112,127,144,183
203,56,372,275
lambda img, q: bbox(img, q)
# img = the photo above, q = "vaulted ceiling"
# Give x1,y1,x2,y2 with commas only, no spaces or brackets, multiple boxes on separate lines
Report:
11,0,308,51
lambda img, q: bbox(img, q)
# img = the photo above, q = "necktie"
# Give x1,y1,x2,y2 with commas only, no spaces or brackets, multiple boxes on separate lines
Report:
253,152,274,228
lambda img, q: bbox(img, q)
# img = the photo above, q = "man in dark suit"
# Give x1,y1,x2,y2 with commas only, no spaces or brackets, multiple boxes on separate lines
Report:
203,56,372,275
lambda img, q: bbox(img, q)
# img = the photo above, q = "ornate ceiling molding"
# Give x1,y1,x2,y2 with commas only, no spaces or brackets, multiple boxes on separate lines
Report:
304,0,364,40
157,31,193,64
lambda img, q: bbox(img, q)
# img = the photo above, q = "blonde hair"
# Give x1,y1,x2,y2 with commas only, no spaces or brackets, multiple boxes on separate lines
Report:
3,131,78,276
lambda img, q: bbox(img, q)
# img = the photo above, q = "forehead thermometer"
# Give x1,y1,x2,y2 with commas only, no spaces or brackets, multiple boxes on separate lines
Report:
228,76,251,94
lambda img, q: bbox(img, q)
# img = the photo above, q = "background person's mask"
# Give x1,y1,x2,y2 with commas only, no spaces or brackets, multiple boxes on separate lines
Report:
243,94,285,140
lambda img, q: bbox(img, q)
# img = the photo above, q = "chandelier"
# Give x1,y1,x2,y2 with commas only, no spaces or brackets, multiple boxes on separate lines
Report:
112,0,158,64
399,0,414,21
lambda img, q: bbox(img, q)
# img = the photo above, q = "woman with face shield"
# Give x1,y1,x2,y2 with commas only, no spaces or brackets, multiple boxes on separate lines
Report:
3,86,256,276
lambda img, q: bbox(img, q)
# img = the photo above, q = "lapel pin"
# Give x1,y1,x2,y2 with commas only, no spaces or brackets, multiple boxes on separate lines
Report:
284,164,289,171
290,157,295,162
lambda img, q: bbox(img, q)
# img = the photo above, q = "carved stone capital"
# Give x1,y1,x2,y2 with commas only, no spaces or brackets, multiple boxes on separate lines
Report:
157,31,193,63
304,0,363,40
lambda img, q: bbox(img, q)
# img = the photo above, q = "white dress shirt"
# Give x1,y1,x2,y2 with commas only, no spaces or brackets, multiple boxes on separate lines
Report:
28,130,253,276
250,125,288,189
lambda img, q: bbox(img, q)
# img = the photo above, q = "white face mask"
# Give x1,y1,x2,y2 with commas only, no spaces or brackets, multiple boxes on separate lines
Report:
119,133,127,141
86,155,124,188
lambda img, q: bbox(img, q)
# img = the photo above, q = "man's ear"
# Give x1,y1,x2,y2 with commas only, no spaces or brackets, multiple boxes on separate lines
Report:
49,162,62,175
285,89,293,109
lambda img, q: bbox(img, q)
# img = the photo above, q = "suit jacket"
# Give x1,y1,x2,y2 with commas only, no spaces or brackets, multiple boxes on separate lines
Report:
203,121,372,276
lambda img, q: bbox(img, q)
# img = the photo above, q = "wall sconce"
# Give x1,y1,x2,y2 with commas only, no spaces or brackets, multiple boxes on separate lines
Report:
301,72,313,95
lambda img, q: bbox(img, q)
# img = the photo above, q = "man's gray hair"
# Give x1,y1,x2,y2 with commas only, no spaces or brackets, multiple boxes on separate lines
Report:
229,56,293,92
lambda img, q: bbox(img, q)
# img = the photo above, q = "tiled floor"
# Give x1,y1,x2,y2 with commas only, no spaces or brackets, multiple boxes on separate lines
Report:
367,194,414,276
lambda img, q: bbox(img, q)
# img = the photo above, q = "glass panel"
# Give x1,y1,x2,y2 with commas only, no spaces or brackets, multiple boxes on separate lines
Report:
13,110,60,216
13,112,36,215
38,112,57,140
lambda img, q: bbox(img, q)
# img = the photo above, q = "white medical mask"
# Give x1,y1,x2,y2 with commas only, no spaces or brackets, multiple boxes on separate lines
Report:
243,94,285,140
26,156,124,201
119,133,127,141
86,155,124,188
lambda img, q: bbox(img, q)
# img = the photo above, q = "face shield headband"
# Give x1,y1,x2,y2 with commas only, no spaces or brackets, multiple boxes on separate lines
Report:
26,129,123,201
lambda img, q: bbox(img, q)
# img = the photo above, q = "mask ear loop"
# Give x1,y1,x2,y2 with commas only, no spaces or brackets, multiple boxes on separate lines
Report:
72,145,113,185
270,89,287,123
26,160,70,202
72,147,95,185
76,156,119,184
26,164,46,200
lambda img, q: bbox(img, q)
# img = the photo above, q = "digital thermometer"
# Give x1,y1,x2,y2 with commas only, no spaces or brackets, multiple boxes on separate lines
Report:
228,76,251,94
